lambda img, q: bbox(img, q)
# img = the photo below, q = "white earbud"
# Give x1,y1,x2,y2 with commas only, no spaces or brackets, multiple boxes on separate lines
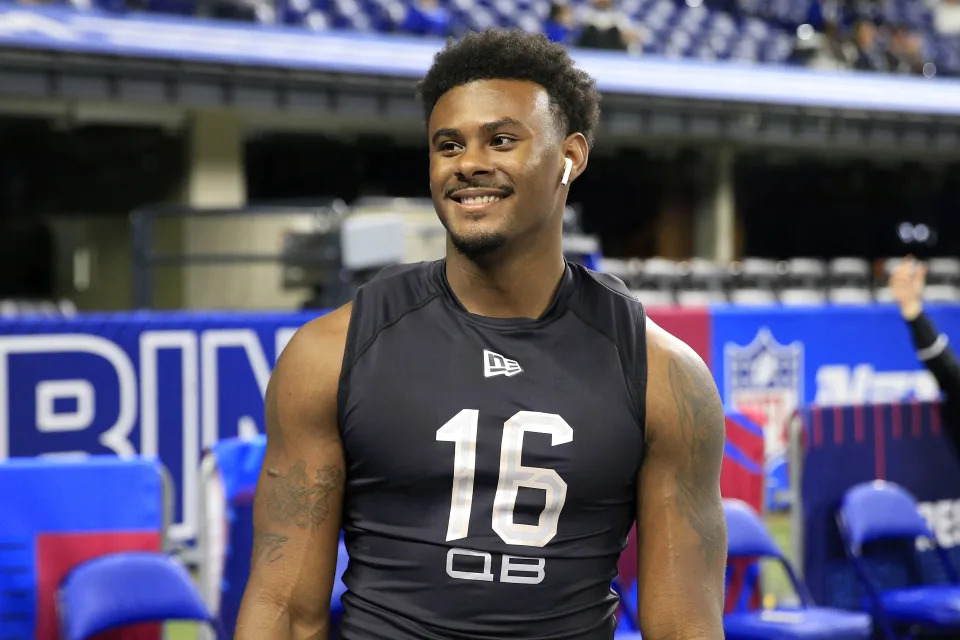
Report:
561,157,573,186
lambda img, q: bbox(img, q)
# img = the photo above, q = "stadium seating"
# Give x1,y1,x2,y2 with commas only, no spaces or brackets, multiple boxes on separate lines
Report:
838,481,960,640
57,0,960,75
723,499,873,640
611,255,960,307
58,552,225,640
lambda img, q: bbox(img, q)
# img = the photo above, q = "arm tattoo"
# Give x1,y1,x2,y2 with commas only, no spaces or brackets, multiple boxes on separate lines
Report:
252,532,289,564
668,354,725,567
265,460,345,529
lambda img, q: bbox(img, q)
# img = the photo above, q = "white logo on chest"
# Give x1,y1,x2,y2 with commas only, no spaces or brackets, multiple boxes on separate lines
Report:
483,350,523,378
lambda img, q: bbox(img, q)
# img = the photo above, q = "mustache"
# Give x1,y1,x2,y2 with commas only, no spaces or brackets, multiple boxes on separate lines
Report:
443,181,515,199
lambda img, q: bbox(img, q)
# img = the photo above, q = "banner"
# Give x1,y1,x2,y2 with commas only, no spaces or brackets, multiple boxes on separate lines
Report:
711,305,960,460
4,304,960,542
0,311,318,539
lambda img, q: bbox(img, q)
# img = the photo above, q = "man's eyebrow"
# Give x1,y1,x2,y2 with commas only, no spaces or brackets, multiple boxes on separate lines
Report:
431,118,532,146
479,118,532,136
431,127,460,145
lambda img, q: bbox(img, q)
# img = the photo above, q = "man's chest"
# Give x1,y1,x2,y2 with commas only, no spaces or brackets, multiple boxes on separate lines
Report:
339,319,643,501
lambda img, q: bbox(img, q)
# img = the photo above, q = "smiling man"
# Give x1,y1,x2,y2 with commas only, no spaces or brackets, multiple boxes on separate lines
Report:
235,30,726,640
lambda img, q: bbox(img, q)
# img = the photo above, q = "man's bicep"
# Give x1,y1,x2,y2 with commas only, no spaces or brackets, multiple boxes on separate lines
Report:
635,332,726,639
243,314,348,617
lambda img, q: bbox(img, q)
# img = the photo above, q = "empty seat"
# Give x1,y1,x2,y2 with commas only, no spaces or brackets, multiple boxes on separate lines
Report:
686,258,730,289
599,258,642,288
780,287,826,305
676,289,728,306
928,258,960,285
874,287,895,304
838,481,960,640
724,499,872,640
730,288,778,305
829,287,873,305
638,258,683,290
829,257,871,287
631,289,675,307
924,285,960,303
738,258,780,288
784,257,827,287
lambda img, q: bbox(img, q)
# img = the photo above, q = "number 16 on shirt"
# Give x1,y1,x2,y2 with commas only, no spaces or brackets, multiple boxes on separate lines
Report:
436,409,573,584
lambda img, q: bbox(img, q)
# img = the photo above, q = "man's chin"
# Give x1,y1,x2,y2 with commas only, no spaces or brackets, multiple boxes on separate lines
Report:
449,231,507,261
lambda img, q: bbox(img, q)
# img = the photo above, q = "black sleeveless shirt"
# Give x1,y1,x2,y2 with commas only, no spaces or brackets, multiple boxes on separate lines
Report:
337,260,647,639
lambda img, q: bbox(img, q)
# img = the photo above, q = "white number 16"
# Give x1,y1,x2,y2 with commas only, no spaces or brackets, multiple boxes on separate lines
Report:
436,410,573,548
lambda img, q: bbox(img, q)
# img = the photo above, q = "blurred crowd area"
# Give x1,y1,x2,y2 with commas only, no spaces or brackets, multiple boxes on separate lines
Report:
8,0,960,76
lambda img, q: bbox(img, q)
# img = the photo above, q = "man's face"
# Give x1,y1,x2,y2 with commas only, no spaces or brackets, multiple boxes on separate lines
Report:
428,79,565,260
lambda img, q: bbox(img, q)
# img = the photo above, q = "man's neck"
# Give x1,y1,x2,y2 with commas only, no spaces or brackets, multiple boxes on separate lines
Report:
445,237,566,320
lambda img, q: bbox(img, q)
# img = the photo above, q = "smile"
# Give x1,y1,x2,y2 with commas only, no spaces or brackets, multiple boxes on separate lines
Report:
460,195,502,205
449,188,511,210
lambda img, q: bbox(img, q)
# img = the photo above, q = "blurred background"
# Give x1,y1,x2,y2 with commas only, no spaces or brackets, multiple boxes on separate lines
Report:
2,0,960,638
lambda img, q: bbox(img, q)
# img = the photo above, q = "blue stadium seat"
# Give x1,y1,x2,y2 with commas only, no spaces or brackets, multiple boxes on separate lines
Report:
724,499,872,640
58,552,226,640
838,481,960,640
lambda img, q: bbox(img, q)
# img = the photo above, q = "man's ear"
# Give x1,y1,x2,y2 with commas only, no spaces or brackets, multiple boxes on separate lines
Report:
561,132,589,186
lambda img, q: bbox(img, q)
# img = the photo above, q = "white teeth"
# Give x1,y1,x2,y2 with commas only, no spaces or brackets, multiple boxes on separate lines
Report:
461,195,502,205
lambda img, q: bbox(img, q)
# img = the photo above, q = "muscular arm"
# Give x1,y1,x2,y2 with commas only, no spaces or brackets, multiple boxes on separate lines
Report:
635,321,726,640
235,305,351,640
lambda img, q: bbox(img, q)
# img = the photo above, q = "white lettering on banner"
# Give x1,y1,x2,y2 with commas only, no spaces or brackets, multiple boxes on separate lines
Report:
140,331,199,540
917,499,960,549
0,334,138,460
814,365,940,406
275,328,298,361
0,327,299,539
200,330,272,450
36,379,95,432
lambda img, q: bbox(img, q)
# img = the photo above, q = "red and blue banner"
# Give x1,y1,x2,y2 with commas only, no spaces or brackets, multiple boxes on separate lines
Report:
4,302,960,619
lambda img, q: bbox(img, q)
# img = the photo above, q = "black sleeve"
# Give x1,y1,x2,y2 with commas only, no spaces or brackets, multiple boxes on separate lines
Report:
908,312,960,401
908,312,960,456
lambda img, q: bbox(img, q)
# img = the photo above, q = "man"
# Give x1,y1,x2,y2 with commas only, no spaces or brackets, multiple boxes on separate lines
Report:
890,256,960,447
235,30,726,639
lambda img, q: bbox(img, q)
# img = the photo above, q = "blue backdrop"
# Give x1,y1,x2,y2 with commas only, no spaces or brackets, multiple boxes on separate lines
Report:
4,304,960,546
0,311,319,539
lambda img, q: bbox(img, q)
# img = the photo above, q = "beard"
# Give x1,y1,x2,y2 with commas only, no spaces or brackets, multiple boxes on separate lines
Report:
449,228,507,260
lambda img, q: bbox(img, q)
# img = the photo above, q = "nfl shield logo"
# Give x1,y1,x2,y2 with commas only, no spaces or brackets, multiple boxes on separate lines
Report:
724,328,804,458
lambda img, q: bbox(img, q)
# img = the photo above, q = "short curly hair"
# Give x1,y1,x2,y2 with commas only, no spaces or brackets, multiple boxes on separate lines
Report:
417,30,601,146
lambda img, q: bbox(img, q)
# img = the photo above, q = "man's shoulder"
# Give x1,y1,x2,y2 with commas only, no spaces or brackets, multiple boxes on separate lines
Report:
279,304,353,384
573,263,642,308
644,317,722,438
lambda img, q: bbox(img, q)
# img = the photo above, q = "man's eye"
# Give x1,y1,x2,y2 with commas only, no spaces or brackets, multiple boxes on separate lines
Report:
492,136,515,147
439,142,461,152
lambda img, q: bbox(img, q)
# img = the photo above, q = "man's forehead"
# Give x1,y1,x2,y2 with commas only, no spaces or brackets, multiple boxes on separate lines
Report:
429,79,553,131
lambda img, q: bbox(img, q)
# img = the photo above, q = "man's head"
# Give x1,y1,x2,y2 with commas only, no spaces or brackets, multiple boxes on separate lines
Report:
853,20,876,48
418,30,600,261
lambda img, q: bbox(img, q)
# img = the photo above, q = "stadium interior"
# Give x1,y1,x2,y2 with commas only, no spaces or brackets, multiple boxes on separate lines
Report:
2,0,960,637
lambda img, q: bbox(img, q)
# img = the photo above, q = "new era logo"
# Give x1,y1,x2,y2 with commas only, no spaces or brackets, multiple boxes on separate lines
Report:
484,350,523,378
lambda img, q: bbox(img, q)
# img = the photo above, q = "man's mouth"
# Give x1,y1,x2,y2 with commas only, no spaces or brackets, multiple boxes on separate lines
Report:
449,188,512,208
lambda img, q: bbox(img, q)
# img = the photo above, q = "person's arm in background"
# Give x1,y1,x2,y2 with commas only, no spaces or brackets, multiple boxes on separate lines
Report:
234,306,351,640
891,257,960,447
634,320,727,639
